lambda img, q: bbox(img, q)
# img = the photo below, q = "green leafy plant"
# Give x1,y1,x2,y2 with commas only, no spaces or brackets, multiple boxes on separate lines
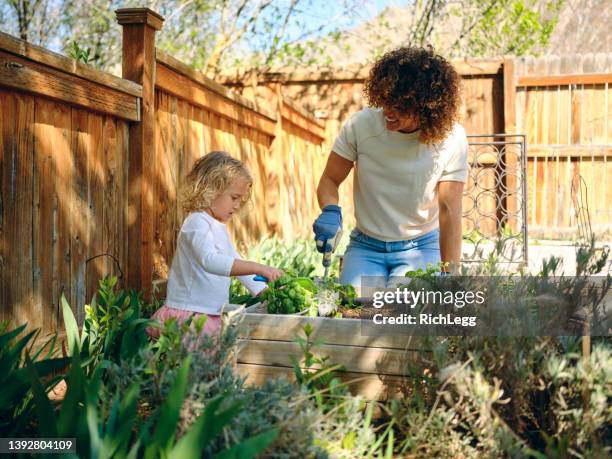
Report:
62,276,154,375
68,40,94,64
0,322,69,436
26,349,277,458
290,324,347,409
261,275,317,314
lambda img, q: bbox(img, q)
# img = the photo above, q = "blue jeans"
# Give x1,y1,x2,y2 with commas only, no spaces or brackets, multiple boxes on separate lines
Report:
340,228,441,289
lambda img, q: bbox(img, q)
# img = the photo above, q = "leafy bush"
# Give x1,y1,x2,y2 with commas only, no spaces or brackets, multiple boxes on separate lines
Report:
373,242,612,458
0,323,68,436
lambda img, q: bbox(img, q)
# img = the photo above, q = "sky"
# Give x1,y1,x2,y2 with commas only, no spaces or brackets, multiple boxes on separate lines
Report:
272,0,401,42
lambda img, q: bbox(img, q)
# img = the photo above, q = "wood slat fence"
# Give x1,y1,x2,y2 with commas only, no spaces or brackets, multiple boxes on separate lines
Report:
1,6,611,336
0,8,327,334
224,55,612,239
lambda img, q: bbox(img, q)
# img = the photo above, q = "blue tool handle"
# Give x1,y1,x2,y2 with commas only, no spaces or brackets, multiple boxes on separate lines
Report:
254,275,268,282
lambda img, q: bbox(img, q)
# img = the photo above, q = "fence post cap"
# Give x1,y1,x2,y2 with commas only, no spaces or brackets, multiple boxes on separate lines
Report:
115,8,164,30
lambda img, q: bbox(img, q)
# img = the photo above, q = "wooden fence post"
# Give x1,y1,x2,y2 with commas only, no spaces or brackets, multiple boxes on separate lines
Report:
116,8,164,296
503,57,520,235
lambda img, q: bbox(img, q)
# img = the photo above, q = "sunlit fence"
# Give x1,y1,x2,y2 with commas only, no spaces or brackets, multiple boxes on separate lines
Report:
0,9,326,333
1,7,611,335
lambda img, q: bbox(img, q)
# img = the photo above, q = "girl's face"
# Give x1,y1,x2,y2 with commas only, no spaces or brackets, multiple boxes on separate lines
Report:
383,106,420,133
209,177,250,222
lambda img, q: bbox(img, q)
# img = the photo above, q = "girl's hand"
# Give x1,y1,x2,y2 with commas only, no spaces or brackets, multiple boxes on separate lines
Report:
257,265,284,282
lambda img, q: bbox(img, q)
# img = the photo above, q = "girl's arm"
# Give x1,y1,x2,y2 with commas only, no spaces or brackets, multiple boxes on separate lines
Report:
184,229,279,280
230,259,282,281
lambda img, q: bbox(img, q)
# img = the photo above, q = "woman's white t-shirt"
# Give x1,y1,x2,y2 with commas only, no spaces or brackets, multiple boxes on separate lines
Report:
165,211,265,314
332,107,469,242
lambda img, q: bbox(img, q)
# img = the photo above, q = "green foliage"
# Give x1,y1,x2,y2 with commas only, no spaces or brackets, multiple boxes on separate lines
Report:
291,323,347,400
68,40,94,64
451,0,564,57
25,347,276,458
61,276,154,376
371,241,612,457
0,323,69,436
262,276,316,314
404,261,446,278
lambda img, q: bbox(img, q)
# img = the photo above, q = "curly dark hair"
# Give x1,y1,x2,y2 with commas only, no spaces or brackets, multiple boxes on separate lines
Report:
364,46,461,145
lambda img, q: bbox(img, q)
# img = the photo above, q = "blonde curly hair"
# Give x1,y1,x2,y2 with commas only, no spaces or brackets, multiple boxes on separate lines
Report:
181,151,253,215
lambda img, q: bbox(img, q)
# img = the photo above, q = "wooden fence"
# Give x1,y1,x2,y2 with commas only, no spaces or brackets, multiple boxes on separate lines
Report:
224,56,612,237
512,55,612,237
0,31,137,332
0,8,326,334
1,7,611,335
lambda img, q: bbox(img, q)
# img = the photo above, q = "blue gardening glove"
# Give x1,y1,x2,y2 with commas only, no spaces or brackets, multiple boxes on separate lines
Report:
313,205,342,253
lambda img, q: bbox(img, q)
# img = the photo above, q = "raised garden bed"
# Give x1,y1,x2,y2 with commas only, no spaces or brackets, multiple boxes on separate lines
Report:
236,305,424,400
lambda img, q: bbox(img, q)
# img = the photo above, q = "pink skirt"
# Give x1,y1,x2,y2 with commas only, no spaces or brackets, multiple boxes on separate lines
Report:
147,305,222,339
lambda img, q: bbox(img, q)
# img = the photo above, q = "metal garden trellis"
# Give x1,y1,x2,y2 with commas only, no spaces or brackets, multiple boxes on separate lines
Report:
463,134,528,267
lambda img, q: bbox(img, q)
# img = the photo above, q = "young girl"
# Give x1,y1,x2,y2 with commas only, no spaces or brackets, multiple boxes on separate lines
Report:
149,151,283,338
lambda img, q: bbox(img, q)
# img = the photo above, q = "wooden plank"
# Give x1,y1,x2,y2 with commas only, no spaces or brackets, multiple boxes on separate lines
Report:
0,90,10,323
0,31,142,97
528,158,535,226
584,84,606,144
86,113,105,304
154,91,170,280
239,313,426,349
69,108,89,320
549,86,559,145
558,85,571,145
190,104,205,158
103,115,122,283
593,157,604,225
0,50,140,122
561,156,572,227
221,58,503,84
528,146,612,157
525,89,537,145
156,64,276,137
176,98,190,241
518,73,612,87
571,84,582,145
156,50,276,120
0,90,34,327
237,363,409,400
53,102,72,331
32,99,49,332
535,156,545,227
237,339,421,376
546,155,555,228
605,156,612,227
116,121,129,287
281,98,325,139
607,83,611,144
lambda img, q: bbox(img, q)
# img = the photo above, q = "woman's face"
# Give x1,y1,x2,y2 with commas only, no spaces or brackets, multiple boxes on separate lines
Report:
383,106,420,133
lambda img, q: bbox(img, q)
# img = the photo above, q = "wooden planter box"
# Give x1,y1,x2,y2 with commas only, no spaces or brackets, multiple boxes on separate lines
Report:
236,306,425,400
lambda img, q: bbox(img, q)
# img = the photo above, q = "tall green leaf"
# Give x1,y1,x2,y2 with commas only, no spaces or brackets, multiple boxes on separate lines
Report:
61,294,80,356
145,355,192,458
25,353,58,437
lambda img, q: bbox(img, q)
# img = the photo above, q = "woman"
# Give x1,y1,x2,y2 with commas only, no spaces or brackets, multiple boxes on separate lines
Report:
313,46,468,290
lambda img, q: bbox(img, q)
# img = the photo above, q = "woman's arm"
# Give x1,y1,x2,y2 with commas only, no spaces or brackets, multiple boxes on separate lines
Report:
438,181,464,274
317,152,354,209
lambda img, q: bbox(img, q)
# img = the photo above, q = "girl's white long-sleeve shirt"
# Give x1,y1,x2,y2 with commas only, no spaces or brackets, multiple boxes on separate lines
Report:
165,211,265,314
